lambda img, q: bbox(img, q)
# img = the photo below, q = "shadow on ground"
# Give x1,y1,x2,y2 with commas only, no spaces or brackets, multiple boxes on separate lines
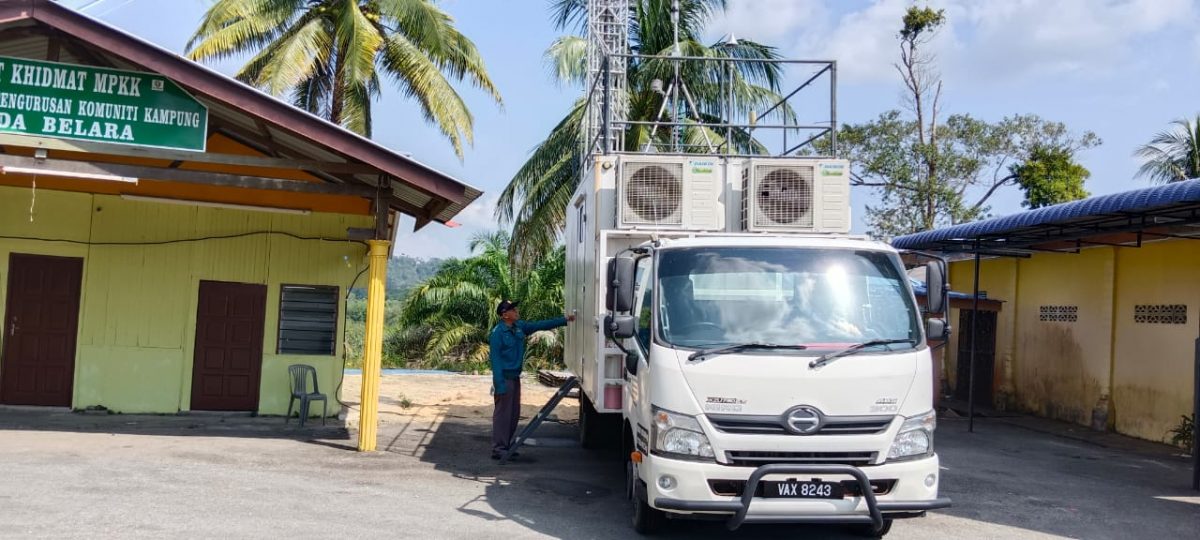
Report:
395,403,887,539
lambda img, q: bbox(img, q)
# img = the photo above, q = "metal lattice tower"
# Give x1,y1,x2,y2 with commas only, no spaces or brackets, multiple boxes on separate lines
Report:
585,0,628,155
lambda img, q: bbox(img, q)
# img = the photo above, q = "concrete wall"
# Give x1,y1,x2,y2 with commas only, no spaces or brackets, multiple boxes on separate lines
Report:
1111,241,1200,441
948,242,1198,443
1011,249,1114,426
0,186,371,416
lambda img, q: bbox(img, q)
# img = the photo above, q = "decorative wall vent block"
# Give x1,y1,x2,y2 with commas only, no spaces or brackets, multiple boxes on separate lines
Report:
1134,304,1187,325
1039,305,1078,322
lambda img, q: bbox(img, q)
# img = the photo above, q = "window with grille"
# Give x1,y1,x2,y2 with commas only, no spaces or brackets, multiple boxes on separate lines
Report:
1134,304,1187,325
1039,305,1077,323
277,285,338,355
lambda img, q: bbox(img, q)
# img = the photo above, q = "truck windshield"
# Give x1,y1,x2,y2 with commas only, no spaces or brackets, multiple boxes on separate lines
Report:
655,247,921,351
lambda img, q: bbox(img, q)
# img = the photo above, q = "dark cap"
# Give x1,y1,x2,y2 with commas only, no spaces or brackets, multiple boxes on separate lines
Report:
496,299,520,315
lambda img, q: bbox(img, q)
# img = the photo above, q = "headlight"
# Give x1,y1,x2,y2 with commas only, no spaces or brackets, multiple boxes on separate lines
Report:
887,410,936,462
651,406,715,461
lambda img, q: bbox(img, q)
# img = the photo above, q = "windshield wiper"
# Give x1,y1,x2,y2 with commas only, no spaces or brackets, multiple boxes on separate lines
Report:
688,343,809,363
808,339,917,369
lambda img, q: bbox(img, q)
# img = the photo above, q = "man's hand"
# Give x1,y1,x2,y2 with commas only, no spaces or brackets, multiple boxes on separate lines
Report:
566,312,577,323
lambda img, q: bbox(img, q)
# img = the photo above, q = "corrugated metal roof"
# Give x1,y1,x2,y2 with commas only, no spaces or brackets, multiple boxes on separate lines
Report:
892,179,1200,251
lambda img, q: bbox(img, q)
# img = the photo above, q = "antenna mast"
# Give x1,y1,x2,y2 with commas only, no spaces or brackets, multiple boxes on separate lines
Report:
585,0,628,155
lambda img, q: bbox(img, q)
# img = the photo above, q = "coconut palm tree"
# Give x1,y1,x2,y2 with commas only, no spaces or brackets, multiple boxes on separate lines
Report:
186,0,500,157
497,0,791,263
1135,115,1200,184
394,231,566,372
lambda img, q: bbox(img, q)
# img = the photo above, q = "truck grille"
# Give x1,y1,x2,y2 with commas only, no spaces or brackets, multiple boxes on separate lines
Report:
707,414,894,436
724,451,877,467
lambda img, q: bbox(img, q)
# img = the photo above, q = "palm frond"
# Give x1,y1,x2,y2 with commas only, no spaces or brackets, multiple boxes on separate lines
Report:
549,0,588,32
186,0,304,60
378,0,503,104
237,12,331,95
379,33,475,158
545,35,588,86
1134,115,1200,184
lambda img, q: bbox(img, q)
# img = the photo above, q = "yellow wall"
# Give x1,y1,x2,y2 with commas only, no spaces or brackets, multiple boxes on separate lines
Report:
0,186,371,416
1112,241,1200,441
1011,249,1114,426
949,242,1199,444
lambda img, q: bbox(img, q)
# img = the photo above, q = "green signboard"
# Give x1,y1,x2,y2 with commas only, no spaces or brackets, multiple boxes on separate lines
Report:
0,56,207,152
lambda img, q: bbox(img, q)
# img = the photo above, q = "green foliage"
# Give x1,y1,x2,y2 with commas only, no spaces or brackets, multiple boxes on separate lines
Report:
1168,414,1194,452
390,231,567,372
499,0,789,264
900,6,946,42
344,256,445,368
1012,145,1091,208
824,113,1099,237
1135,115,1200,184
186,0,501,156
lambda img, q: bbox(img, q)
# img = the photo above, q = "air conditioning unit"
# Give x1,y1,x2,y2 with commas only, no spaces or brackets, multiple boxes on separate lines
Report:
617,156,723,230
741,159,850,232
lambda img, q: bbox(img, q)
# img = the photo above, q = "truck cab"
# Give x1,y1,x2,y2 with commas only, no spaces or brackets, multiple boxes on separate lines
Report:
604,235,951,535
563,150,951,535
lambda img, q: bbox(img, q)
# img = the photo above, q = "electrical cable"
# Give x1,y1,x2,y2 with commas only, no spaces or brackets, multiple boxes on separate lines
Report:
335,262,371,412
0,231,367,247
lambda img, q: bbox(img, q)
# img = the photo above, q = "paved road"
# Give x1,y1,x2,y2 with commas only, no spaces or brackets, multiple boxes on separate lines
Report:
0,408,1197,539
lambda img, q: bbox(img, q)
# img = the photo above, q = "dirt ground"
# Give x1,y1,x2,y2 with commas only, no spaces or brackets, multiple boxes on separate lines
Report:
339,373,579,427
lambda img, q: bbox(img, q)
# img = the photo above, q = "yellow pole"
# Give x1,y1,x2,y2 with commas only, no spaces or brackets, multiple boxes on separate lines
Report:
358,239,390,451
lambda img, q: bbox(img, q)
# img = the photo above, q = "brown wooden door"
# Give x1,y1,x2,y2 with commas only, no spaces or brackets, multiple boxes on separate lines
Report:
956,309,997,408
190,281,267,411
1,254,83,407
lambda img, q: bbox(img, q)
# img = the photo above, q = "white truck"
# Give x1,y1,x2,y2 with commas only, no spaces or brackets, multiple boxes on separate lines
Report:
564,153,951,536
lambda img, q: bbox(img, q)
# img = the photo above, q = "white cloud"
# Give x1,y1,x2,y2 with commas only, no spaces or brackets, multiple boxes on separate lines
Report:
959,0,1197,81
391,194,501,260
707,0,828,45
450,193,501,229
710,0,1198,84
815,0,919,83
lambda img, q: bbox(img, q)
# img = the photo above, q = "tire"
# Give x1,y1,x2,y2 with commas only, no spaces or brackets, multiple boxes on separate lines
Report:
628,459,665,535
580,392,601,449
847,518,893,538
580,393,622,450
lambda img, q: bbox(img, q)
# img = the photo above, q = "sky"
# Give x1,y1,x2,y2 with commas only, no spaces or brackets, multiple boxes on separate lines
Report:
64,0,1200,259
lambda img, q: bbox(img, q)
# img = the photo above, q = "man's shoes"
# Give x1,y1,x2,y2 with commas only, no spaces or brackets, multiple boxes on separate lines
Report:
490,453,501,460
490,450,520,460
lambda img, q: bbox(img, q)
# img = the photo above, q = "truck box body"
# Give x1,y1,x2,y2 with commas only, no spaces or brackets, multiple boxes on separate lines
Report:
565,153,948,533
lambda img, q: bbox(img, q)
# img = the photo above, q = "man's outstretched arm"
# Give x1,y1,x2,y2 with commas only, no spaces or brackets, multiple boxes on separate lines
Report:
520,316,569,333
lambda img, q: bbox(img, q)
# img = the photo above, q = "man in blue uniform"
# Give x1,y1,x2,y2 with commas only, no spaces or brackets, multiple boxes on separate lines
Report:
490,300,574,459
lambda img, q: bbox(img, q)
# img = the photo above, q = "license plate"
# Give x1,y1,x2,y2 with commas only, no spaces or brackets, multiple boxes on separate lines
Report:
763,480,844,499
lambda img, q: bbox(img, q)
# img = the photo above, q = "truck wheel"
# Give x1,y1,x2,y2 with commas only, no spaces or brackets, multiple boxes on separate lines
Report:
579,393,601,449
847,519,893,538
628,460,664,534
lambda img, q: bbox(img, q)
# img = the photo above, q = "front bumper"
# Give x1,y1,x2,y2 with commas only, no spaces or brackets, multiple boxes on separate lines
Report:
645,455,951,531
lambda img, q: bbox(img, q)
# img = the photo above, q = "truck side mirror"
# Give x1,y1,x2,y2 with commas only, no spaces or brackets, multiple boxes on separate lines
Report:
625,351,639,376
925,317,950,341
607,257,637,313
604,314,636,339
925,259,948,315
